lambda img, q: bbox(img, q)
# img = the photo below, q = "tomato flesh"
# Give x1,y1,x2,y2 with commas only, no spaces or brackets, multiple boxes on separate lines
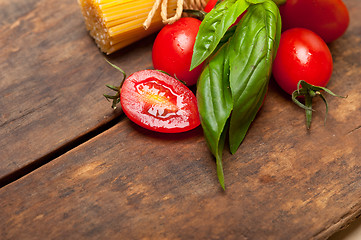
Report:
120,70,200,133
272,28,333,95
136,79,180,119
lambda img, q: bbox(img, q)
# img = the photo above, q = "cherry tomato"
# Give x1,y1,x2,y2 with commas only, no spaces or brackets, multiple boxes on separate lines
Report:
152,17,203,86
120,70,200,133
204,0,218,12
279,0,349,43
272,28,333,95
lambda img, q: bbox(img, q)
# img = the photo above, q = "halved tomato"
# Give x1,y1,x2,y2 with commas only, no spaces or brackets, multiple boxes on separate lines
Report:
120,70,200,133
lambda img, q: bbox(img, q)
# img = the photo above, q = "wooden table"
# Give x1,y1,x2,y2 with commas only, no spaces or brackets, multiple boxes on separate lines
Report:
1,0,360,239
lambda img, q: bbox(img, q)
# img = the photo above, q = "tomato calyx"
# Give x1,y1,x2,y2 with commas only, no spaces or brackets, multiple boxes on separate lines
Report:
103,59,126,109
182,9,207,21
292,80,346,129
182,0,222,20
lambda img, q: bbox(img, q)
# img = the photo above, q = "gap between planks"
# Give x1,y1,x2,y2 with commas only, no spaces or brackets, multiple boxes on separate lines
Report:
0,111,125,189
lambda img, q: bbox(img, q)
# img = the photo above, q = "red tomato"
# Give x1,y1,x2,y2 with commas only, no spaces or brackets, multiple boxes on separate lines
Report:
279,0,349,43
272,28,333,95
152,17,203,86
204,0,218,12
120,70,200,133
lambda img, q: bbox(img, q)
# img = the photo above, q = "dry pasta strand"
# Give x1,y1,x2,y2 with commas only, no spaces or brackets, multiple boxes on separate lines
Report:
78,0,207,54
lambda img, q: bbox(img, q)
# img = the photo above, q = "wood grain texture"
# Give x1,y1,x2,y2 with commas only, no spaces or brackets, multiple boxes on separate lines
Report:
1,91,360,240
1,0,361,239
1,2,361,236
0,0,156,180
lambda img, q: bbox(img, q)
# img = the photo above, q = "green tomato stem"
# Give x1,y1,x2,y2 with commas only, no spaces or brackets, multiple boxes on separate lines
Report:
103,59,127,109
305,91,313,129
291,80,346,129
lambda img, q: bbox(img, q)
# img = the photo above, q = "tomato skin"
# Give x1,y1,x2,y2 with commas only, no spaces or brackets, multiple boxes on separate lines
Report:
120,70,200,133
272,28,333,95
204,0,218,12
279,0,349,43
152,17,203,86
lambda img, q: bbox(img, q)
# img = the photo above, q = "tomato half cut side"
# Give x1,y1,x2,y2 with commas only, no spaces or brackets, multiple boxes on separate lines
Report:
120,70,200,133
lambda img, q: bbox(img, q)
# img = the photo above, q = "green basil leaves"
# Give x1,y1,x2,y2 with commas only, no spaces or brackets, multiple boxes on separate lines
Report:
228,1,282,153
195,0,281,189
190,0,250,70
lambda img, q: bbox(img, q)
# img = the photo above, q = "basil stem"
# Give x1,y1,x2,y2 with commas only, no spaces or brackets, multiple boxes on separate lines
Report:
190,0,250,70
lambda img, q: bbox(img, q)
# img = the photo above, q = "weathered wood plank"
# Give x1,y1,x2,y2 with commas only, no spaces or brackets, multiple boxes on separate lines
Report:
0,0,155,180
0,0,360,239
0,84,360,240
1,13,361,237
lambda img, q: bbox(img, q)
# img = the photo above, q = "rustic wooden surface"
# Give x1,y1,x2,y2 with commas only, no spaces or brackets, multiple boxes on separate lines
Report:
0,0,155,182
0,0,361,239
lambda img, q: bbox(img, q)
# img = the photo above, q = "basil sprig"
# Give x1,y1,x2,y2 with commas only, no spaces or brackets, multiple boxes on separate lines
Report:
195,0,281,190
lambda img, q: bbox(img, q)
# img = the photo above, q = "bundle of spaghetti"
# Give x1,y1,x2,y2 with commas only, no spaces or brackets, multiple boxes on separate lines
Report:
78,0,208,54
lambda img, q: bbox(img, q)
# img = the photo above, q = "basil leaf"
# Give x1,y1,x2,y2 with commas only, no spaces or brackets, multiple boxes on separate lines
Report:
227,0,282,154
213,25,237,54
197,45,233,190
190,0,250,70
246,0,266,4
247,0,285,5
